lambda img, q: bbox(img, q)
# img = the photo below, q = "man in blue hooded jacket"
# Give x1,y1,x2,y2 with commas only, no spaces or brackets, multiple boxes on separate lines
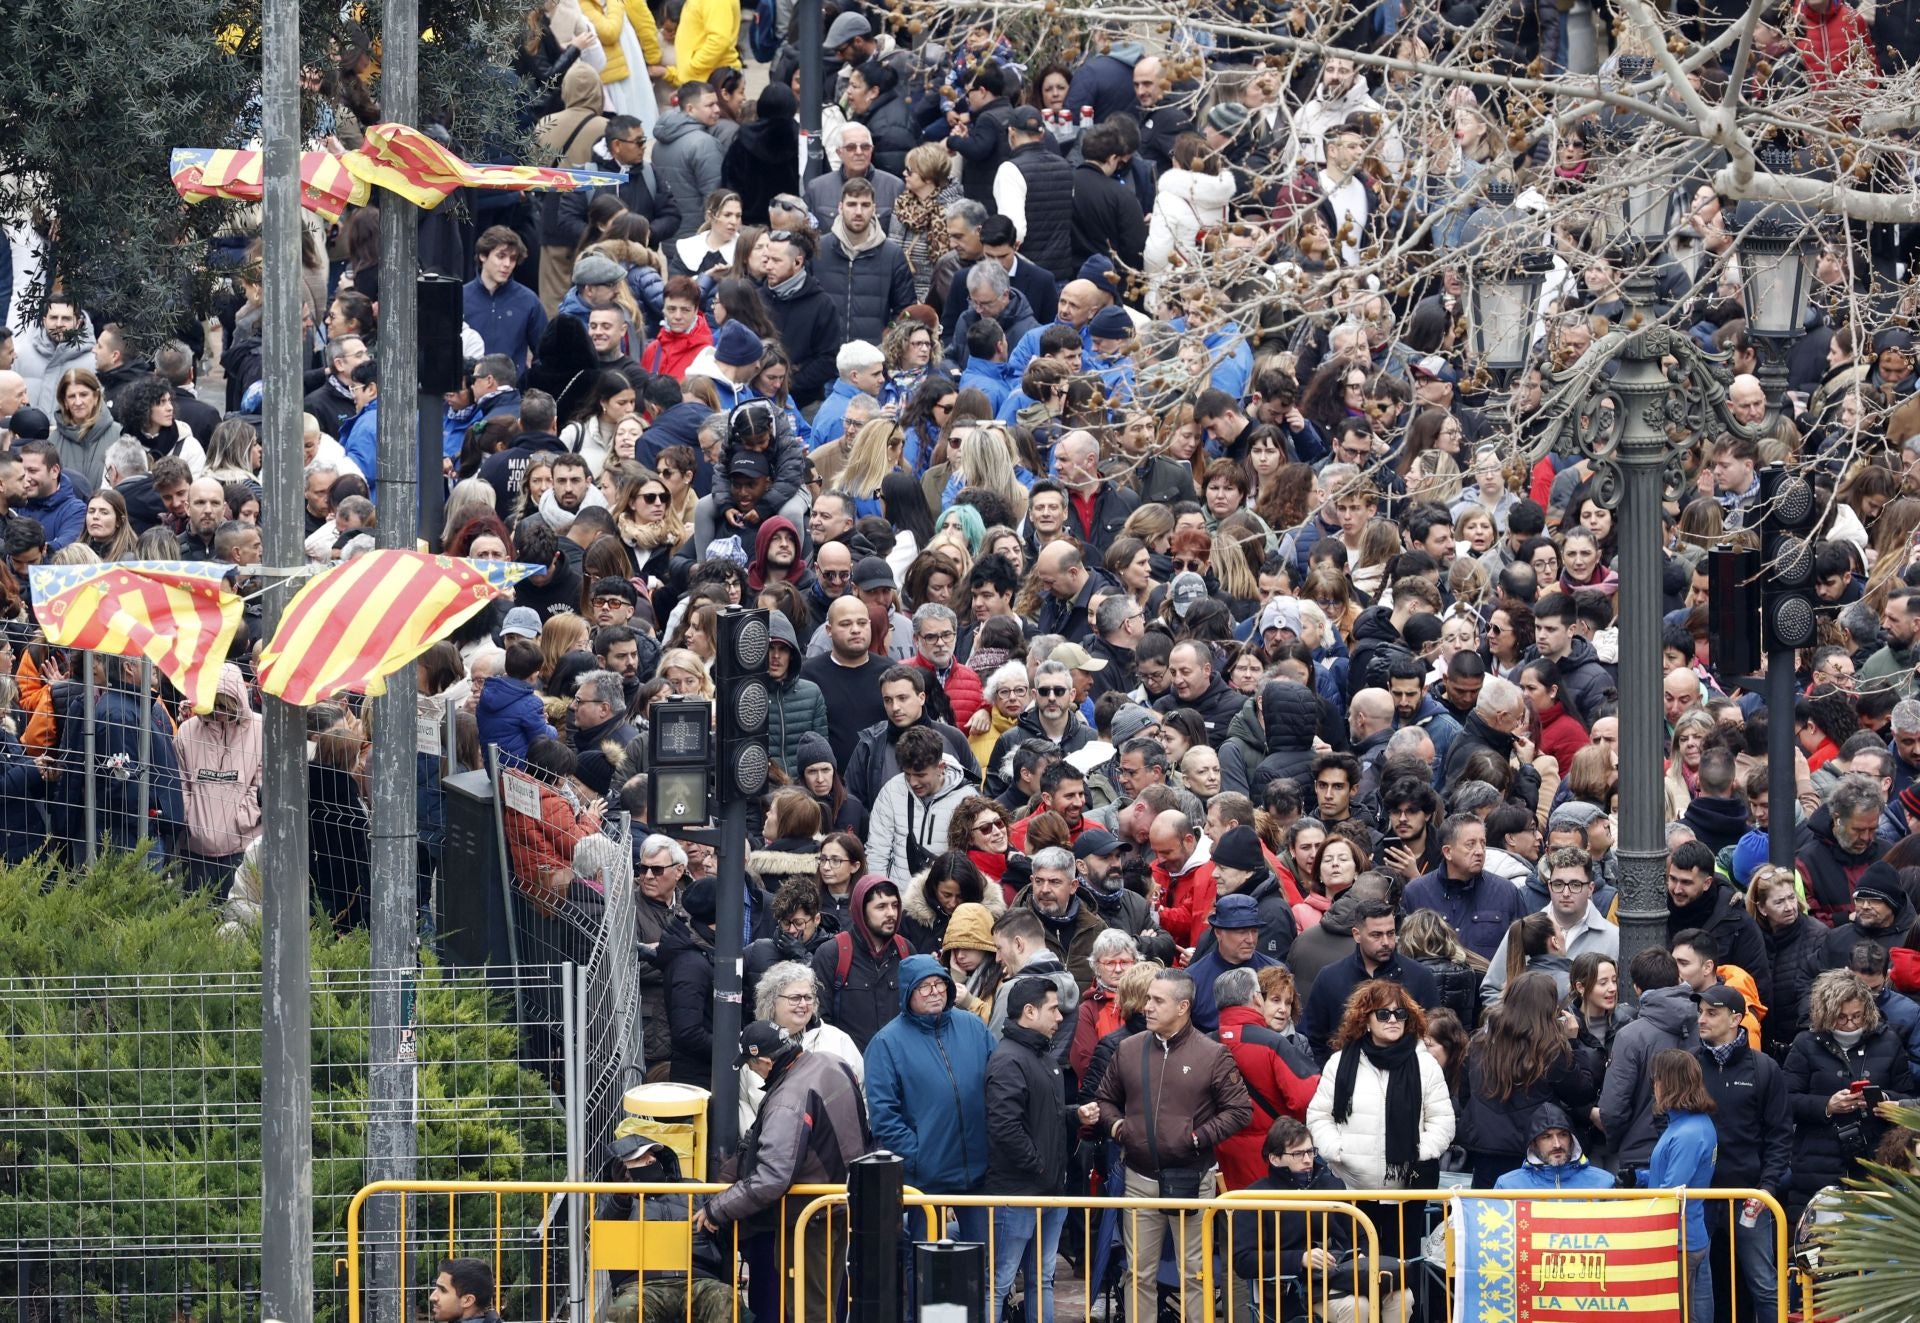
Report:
862,953,996,1243
1493,1104,1615,1190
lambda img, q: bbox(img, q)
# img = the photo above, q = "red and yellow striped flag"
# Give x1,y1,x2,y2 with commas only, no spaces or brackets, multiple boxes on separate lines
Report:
341,123,624,209
28,563,243,714
257,551,535,708
170,147,370,221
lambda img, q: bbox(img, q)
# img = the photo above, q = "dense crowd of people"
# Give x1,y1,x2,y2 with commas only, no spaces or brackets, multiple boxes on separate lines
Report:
2,0,1920,1317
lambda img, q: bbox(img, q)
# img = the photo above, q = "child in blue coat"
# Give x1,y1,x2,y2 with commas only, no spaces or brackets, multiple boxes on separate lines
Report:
1641,1049,1719,1323
475,638,556,764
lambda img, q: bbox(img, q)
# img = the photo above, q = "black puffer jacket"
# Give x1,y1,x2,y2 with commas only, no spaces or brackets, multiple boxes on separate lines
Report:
815,226,916,347
1004,142,1077,282
1250,680,1320,801
855,89,919,177
763,269,843,406
1155,674,1247,750
1784,1022,1914,1212
659,913,717,1086
1345,605,1412,700
1415,956,1483,1029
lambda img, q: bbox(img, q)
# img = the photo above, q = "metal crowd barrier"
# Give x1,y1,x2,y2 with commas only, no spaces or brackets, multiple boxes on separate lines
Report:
346,1179,1793,1323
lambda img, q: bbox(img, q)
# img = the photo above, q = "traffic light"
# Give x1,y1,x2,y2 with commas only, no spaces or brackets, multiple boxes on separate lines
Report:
714,605,771,808
1758,462,1819,654
1707,545,1762,678
647,697,712,826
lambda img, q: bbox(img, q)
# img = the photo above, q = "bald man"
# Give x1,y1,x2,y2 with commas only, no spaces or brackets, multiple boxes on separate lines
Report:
1663,668,1703,728
1728,371,1801,450
0,370,26,446
1009,279,1102,375
1034,540,1116,645
180,477,229,561
798,594,892,769
1053,428,1137,551
1131,56,1193,167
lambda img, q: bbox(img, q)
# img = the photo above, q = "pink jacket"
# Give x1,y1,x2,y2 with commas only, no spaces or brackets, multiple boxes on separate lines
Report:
173,664,264,858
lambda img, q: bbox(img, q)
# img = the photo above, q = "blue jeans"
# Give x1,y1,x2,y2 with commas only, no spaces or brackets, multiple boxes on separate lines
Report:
1685,1245,1714,1322
992,1204,1068,1323
1732,1207,1777,1321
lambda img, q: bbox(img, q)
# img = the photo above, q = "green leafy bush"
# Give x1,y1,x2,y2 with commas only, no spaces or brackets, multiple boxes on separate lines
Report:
0,852,567,1323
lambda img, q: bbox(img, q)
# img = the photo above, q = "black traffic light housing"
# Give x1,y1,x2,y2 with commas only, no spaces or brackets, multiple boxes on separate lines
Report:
1707,545,1763,679
715,606,772,808
647,697,713,827
1758,462,1819,653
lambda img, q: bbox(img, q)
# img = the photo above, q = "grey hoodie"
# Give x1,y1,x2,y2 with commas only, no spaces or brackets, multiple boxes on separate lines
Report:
1597,984,1702,1170
651,109,724,225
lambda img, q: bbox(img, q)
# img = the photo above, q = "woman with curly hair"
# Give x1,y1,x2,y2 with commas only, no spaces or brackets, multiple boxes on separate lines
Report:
119,375,207,471
1460,970,1597,1185
881,314,940,399
1306,978,1455,1248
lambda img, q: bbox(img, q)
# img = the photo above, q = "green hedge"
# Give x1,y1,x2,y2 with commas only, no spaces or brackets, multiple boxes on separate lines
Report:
0,852,567,1323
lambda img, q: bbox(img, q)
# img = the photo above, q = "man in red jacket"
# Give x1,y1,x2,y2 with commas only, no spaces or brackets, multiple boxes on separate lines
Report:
904,603,983,727
1212,966,1319,1189
1796,0,1879,89
1150,808,1217,952
639,276,714,379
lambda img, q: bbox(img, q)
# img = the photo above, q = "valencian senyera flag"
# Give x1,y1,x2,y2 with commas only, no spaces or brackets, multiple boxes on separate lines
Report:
28,562,243,715
257,551,537,707
170,146,370,221
172,125,623,221
1452,1195,1685,1323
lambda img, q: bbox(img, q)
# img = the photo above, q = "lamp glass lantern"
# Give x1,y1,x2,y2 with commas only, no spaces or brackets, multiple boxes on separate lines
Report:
1741,227,1814,338
1621,173,1672,247
1471,266,1548,372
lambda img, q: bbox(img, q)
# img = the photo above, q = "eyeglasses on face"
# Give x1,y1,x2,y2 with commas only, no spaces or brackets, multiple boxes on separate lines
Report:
638,864,675,876
819,853,851,867
1036,685,1070,697
1371,1006,1411,1023
973,819,1007,835
638,490,668,504
776,991,816,1004
1548,879,1591,894
1283,1146,1318,1159
1173,558,1207,573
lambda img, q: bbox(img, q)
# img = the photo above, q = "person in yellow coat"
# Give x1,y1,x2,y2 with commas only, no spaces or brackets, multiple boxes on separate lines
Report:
578,0,663,132
664,0,743,88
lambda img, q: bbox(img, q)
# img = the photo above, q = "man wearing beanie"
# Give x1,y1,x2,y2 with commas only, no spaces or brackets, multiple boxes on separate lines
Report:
1201,824,1296,966
692,321,765,411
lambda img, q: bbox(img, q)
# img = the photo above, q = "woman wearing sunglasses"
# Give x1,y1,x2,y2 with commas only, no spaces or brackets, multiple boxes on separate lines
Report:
614,468,685,588
1307,979,1455,1252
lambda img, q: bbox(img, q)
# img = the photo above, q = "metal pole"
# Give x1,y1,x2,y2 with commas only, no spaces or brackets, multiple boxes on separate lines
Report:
136,658,150,836
1611,350,1674,975
568,963,587,1323
260,0,314,1318
707,797,749,1160
1766,650,1798,866
795,0,827,182
81,652,95,865
368,0,421,1312
419,393,447,552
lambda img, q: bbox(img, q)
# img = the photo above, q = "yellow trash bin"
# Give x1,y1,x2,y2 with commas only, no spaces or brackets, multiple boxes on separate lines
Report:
619,1081,711,1180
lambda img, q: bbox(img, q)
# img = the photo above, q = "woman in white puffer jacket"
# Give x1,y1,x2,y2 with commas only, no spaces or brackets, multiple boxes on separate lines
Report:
1306,980,1456,1199
1143,134,1237,274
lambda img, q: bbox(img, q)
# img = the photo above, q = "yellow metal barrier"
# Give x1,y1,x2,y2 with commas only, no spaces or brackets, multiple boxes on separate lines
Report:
344,1179,914,1323
789,1189,1380,1323
347,1179,1792,1323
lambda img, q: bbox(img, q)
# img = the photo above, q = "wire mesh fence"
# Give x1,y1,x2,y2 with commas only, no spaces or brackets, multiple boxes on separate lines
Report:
0,965,576,1323
0,648,650,1323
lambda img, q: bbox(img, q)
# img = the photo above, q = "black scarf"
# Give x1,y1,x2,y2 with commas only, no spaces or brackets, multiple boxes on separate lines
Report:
1329,1032,1424,1183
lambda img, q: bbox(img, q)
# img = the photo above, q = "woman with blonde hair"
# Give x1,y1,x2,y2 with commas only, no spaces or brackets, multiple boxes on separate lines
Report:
1747,864,1829,1058
538,614,590,685
655,647,714,698
890,143,961,301
53,367,121,489
944,425,1030,522
1663,708,1716,818
1119,503,1176,558
1351,517,1404,599
838,417,906,517
668,189,742,278
1398,908,1488,1026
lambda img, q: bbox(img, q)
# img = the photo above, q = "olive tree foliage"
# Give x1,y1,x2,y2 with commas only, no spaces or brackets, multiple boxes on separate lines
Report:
0,0,523,345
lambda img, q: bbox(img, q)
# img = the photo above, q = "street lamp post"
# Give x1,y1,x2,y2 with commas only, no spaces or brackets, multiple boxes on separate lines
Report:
1471,256,1552,380
1738,210,1817,414
1534,325,1762,971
